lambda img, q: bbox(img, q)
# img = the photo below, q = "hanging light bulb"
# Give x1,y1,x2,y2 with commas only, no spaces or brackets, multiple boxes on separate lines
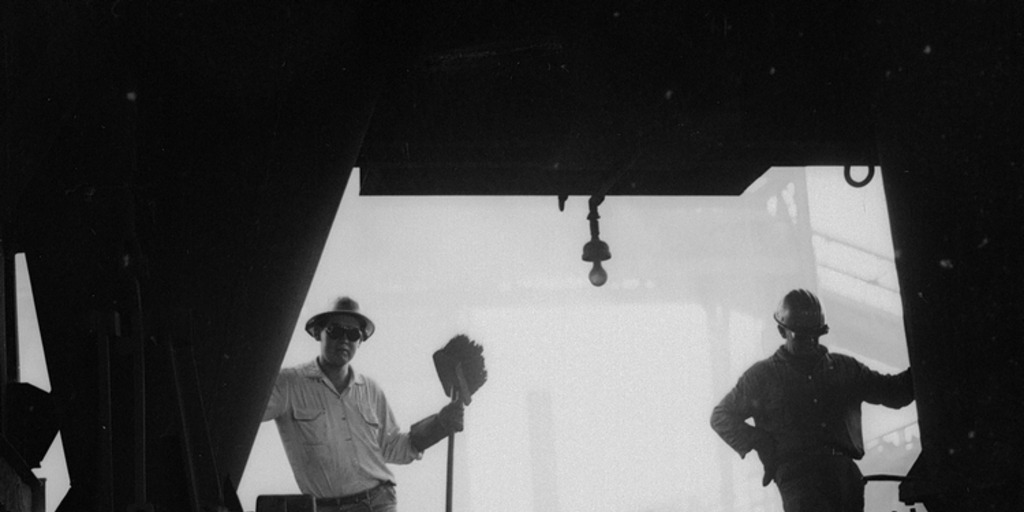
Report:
588,260,608,287
582,195,611,287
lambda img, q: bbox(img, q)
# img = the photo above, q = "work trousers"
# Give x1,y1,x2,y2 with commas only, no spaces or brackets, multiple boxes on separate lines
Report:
316,485,398,512
774,455,864,512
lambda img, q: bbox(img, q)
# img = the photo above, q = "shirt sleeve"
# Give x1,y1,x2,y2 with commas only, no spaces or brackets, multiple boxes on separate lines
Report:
710,365,773,458
372,385,423,464
856,362,915,408
262,373,288,422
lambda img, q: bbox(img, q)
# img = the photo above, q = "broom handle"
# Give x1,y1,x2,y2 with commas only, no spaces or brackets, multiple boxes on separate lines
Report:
446,431,455,512
445,391,458,512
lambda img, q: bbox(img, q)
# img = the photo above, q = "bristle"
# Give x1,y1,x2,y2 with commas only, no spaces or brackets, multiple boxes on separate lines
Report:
441,334,488,394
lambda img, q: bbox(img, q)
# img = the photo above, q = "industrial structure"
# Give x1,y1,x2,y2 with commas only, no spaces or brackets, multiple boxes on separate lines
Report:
3,1,1021,510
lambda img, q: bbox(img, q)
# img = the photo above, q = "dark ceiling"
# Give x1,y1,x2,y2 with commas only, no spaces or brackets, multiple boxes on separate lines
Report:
356,0,881,195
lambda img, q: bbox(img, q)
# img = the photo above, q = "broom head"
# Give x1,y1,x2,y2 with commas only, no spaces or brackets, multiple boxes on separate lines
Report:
433,334,487,405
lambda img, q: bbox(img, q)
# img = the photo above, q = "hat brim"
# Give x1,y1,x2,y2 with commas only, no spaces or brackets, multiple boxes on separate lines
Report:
305,311,375,339
775,318,829,337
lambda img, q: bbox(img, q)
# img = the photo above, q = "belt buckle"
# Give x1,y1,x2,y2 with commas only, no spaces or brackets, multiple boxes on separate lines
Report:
348,484,378,504
319,489,370,508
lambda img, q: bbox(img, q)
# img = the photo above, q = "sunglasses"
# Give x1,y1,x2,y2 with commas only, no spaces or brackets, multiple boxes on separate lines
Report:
324,324,364,342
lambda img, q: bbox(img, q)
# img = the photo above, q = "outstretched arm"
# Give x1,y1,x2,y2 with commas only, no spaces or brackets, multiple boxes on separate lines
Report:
408,400,464,452
378,399,428,464
858,363,914,408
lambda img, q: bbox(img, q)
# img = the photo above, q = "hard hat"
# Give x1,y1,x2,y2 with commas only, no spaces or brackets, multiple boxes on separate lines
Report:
773,289,829,336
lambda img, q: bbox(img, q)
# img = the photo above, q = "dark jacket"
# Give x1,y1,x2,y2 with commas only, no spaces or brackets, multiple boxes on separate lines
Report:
710,344,914,483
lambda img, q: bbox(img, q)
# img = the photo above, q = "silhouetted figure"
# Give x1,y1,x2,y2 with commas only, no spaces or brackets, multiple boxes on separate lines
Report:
711,289,914,512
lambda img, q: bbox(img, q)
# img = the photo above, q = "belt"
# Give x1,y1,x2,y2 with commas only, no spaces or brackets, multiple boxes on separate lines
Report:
316,483,392,507
781,445,850,463
819,445,849,457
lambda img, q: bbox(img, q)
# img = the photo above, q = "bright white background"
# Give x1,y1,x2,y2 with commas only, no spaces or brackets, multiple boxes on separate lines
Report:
20,167,919,512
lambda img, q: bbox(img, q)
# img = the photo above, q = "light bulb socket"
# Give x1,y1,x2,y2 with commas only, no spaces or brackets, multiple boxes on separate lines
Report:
582,239,611,263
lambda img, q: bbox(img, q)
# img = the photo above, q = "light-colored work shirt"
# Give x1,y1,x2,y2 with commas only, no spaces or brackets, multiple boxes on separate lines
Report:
263,360,422,498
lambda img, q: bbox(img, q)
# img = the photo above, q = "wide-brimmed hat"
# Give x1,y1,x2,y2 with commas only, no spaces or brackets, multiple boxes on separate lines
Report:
305,296,376,340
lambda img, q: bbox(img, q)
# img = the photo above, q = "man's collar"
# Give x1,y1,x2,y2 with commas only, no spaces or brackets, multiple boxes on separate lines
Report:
297,359,365,386
774,344,830,366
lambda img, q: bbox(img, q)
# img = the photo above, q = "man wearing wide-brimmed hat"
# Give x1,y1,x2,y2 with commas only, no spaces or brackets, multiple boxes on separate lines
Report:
263,296,464,511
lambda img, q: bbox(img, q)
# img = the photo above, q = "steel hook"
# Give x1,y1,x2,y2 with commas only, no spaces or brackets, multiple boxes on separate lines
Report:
844,166,876,188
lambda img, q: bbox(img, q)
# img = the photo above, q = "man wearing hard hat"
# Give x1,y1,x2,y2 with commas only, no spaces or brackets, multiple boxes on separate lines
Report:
710,289,915,512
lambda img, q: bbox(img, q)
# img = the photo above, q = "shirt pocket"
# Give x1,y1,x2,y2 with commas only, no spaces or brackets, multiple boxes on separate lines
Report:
292,407,328,444
357,403,380,425
356,404,382,439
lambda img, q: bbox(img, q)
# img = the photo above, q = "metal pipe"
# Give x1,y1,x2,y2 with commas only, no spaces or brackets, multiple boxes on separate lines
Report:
4,252,17,383
0,240,7,437
96,311,114,511
128,277,151,512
